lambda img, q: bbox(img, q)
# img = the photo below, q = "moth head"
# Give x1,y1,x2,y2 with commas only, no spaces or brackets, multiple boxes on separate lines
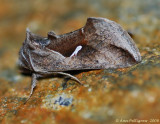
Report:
25,28,50,49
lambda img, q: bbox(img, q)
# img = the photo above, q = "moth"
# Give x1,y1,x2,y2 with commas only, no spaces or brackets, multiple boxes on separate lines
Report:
18,17,141,102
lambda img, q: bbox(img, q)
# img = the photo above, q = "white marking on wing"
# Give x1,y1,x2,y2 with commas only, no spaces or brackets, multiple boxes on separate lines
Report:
70,45,82,57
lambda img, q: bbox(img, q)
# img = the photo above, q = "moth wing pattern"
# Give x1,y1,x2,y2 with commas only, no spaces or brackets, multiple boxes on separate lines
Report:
18,17,142,102
19,17,141,73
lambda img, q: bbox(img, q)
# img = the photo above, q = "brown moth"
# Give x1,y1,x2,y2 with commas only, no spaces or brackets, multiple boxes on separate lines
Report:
18,17,141,102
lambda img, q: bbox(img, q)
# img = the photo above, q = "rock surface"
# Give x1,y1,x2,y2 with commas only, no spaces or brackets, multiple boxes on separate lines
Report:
0,0,160,124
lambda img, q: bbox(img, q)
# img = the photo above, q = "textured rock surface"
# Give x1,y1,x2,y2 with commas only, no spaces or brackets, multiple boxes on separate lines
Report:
0,0,160,124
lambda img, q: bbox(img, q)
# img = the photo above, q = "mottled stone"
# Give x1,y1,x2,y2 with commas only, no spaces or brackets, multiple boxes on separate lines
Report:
42,93,73,110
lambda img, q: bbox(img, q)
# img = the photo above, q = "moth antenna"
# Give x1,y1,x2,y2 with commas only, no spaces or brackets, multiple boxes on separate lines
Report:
56,72,83,85
28,50,39,72
25,28,31,43
24,73,37,104
21,49,30,67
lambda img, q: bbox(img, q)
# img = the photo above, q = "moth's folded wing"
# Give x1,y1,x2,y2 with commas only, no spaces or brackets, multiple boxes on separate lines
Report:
29,48,66,72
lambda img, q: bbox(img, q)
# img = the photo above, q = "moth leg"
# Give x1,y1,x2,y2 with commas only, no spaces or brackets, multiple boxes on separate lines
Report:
56,72,83,85
24,73,37,103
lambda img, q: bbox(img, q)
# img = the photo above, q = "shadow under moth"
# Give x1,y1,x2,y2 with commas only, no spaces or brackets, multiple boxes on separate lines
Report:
18,17,141,102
